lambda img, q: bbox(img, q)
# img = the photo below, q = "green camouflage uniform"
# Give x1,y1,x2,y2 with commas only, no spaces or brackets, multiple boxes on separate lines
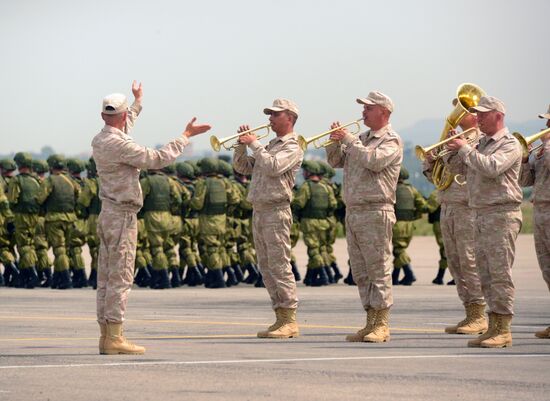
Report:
427,190,447,270
0,160,18,286
32,159,53,285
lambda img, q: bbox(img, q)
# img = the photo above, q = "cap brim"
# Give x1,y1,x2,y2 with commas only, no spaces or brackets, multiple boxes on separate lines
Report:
356,98,375,106
102,107,128,115
263,107,285,115
538,113,550,119
469,105,493,113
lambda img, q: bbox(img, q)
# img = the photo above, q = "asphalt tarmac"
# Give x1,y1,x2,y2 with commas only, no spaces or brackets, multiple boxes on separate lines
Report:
1,234,549,401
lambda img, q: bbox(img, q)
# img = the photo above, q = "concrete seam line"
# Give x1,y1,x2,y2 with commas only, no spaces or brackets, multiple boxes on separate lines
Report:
0,354,549,370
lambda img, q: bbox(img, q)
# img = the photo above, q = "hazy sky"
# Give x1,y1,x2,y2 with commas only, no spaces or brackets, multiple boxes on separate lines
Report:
1,0,549,155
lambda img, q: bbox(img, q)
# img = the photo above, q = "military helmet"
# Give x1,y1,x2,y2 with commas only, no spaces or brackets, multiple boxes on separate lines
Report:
217,154,232,163
32,159,49,174
161,163,176,175
399,166,410,181
199,157,219,175
176,162,195,179
217,159,233,177
47,154,66,170
302,160,323,175
318,161,335,178
186,160,201,176
0,158,17,171
13,152,33,169
67,158,85,174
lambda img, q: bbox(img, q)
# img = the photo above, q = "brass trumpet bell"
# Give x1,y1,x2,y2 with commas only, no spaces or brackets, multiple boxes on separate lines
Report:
512,127,550,159
297,118,363,151
210,124,271,152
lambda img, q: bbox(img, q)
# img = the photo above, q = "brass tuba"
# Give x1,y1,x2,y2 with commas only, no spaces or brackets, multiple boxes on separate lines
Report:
430,83,485,190
210,124,271,152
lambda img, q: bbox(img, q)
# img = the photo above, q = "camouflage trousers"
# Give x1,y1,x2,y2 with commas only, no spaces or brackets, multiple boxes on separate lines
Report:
392,221,413,268
252,206,298,310
326,216,338,265
474,208,522,315
87,214,100,271
45,220,72,272
14,213,39,269
35,216,51,271
0,215,16,265
96,209,137,324
534,204,550,292
441,204,484,305
236,218,256,266
346,207,395,310
301,218,330,269
179,218,200,269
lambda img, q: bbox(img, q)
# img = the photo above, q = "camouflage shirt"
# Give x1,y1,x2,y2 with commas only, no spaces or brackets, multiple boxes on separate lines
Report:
519,140,550,205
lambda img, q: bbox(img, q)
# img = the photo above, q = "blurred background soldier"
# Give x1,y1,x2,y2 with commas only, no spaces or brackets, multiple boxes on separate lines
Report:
175,161,203,286
77,157,102,289
426,190,451,285
67,158,89,288
32,159,53,287
8,152,41,288
0,159,18,285
319,161,344,283
133,170,152,288
292,160,336,286
391,166,427,286
288,184,300,285
141,167,181,289
36,154,80,289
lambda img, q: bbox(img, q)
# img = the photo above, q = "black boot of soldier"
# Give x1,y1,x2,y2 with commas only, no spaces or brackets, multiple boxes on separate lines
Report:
51,271,60,289
0,268,3,286
170,266,181,288
447,279,455,285
392,267,401,285
134,268,148,287
254,272,265,288
209,269,227,289
244,264,259,284
26,267,40,289
331,262,343,283
324,265,335,284
41,268,52,288
232,264,245,283
57,270,73,290
312,268,329,287
303,268,314,286
343,268,355,286
154,269,170,289
193,266,204,285
148,269,159,289
290,260,301,282
16,269,28,288
72,269,87,288
432,267,445,285
182,266,194,286
399,264,416,286
88,269,98,289
224,266,238,287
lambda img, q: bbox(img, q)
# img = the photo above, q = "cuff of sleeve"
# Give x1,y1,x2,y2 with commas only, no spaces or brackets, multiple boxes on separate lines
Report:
248,140,263,152
129,100,142,113
458,144,472,158
341,132,357,146
177,135,190,148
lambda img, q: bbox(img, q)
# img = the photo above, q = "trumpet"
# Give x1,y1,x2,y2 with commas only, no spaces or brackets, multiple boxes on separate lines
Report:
210,124,271,152
297,118,363,151
512,127,550,159
415,127,479,161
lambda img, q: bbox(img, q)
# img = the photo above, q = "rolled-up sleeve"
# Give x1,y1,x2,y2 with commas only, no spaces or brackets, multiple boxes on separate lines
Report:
233,144,255,175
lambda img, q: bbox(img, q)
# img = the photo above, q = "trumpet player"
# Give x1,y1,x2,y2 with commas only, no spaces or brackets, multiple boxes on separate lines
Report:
326,91,402,343
447,96,522,348
422,99,487,335
518,105,550,339
233,99,303,339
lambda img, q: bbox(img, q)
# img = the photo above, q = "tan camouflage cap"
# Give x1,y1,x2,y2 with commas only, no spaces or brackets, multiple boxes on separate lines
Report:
356,91,394,113
469,96,506,115
538,104,550,119
263,98,299,116
102,93,128,115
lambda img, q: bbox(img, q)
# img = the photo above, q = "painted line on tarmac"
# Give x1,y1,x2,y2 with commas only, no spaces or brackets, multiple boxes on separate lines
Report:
0,354,549,370
0,316,442,333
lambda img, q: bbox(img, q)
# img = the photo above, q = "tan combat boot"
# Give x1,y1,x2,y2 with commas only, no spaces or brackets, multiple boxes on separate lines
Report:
99,322,107,355
480,314,512,348
346,308,376,342
467,312,496,347
257,309,283,338
364,308,390,343
535,326,550,339
456,303,488,335
104,323,146,355
258,308,299,339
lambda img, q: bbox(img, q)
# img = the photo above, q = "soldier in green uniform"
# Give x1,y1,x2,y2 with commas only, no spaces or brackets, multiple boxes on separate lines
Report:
31,159,53,287
319,161,344,283
133,170,152,288
426,190,451,285
233,170,260,285
288,185,301,284
292,160,337,286
391,167,428,286
0,160,19,286
175,162,203,286
77,157,102,289
36,154,80,289
190,157,238,288
66,159,89,288
141,168,181,289
8,153,41,288
218,159,244,285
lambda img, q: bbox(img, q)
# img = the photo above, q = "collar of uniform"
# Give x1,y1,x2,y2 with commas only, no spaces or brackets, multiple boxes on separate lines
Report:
269,131,296,144
363,123,392,140
484,127,509,143
103,124,128,138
